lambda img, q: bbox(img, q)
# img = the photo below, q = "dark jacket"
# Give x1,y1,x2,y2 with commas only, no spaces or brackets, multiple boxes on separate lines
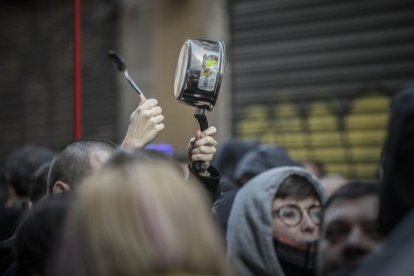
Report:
191,165,221,203
379,86,414,234
350,86,414,276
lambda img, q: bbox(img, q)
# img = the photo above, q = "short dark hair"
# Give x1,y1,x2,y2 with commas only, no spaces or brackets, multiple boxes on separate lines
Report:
47,139,117,194
276,174,318,199
324,182,379,210
3,146,55,197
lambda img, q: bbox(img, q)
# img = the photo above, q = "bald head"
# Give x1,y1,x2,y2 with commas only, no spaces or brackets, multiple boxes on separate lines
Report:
47,139,117,195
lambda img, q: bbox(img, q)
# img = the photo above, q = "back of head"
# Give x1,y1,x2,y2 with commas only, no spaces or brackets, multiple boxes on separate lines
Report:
380,85,414,234
3,145,55,198
52,149,232,276
233,144,300,186
47,139,117,194
212,139,259,180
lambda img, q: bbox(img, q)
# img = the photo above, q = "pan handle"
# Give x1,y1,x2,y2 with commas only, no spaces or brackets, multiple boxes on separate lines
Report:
194,108,208,131
193,108,209,173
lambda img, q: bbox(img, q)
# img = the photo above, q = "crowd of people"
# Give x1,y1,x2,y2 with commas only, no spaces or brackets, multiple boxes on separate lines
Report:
0,86,413,276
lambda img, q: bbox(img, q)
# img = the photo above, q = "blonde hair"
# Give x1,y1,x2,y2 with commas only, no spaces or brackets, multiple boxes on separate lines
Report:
51,150,232,276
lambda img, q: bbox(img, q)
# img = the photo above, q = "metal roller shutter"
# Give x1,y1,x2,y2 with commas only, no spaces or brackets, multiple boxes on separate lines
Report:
0,0,118,162
230,0,414,179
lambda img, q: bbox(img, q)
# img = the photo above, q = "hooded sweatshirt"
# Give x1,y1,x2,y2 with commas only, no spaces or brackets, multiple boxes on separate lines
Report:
213,145,300,234
226,167,325,276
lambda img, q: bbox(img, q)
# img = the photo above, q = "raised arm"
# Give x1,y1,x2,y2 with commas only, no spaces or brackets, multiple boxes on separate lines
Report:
121,95,165,149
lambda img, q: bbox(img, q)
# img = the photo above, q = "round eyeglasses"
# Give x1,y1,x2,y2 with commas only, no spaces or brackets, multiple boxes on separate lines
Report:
272,204,322,227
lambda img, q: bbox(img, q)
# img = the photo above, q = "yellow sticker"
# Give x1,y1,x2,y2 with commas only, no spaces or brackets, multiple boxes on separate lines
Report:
199,54,220,91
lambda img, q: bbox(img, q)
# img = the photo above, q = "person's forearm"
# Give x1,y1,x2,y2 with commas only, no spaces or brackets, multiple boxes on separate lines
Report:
190,165,221,202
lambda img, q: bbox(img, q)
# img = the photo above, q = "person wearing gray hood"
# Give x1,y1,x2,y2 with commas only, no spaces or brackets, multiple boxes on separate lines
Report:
227,166,325,276
213,145,300,235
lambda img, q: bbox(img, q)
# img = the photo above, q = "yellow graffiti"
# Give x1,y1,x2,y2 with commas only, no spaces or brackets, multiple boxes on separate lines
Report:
236,95,390,179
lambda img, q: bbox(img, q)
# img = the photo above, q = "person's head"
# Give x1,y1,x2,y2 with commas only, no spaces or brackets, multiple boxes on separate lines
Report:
14,194,71,276
227,167,324,276
52,149,232,276
233,144,300,186
47,139,117,195
212,139,259,180
272,174,321,242
3,146,55,205
317,182,383,276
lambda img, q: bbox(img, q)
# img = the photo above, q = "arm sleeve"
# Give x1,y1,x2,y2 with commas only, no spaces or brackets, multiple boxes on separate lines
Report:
189,165,221,203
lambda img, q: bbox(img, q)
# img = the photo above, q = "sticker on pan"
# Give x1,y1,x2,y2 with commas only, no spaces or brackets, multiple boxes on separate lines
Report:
198,54,219,91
